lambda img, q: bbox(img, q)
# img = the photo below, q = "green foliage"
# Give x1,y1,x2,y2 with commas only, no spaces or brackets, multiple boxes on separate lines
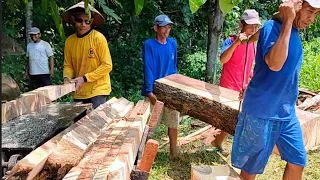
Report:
300,38,320,92
96,0,121,23
189,0,207,13
134,0,144,15
179,52,207,81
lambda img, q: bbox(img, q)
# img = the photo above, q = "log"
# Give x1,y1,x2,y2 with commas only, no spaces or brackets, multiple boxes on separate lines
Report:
153,74,239,135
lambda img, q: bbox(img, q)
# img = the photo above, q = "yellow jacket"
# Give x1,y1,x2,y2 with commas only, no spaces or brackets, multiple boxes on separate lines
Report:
63,30,112,99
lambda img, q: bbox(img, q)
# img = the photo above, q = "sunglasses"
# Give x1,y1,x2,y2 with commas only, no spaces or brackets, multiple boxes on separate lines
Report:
74,18,92,25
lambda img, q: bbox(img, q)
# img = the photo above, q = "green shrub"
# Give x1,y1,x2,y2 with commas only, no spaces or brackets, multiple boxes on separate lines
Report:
300,38,320,92
179,51,222,84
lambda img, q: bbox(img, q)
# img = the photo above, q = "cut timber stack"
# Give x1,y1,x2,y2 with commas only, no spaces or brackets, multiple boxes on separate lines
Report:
8,98,163,180
154,74,320,152
1,83,75,123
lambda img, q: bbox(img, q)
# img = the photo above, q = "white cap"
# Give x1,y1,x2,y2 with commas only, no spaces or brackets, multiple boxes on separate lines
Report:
305,0,320,8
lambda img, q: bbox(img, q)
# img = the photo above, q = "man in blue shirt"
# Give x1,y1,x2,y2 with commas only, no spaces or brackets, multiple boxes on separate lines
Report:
231,0,320,179
141,14,180,158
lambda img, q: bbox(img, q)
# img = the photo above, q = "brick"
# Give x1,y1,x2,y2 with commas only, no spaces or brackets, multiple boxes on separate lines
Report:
137,139,159,172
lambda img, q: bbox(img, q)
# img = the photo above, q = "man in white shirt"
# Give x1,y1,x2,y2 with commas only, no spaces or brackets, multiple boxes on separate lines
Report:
25,27,54,88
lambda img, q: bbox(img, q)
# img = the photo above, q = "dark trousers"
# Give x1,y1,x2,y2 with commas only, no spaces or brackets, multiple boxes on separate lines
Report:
74,95,107,109
29,74,52,89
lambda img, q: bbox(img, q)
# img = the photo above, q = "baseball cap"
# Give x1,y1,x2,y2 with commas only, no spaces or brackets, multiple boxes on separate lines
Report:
154,14,173,27
240,9,261,25
305,0,320,8
28,27,41,35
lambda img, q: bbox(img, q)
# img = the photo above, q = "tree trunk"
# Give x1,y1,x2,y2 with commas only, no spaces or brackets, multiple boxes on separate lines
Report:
205,0,225,83
26,0,33,45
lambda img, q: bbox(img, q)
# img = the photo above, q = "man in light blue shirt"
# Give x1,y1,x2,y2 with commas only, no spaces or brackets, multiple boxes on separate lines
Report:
26,27,54,89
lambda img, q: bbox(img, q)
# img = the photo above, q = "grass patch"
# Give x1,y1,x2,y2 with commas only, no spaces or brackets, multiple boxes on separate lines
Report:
149,118,320,180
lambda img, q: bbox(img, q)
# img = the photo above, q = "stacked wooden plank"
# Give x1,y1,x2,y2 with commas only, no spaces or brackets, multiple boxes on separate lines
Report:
153,74,320,152
8,98,163,180
2,83,76,123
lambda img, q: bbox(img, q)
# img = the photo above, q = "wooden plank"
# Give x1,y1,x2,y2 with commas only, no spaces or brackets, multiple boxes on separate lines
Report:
7,98,117,180
1,83,76,123
191,165,241,180
92,102,151,180
137,139,159,172
135,125,150,165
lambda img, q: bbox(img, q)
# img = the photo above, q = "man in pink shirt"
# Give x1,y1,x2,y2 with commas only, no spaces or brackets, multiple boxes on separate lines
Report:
210,9,261,153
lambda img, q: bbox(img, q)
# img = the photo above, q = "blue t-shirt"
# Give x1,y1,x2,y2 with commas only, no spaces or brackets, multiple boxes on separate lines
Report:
242,20,303,120
141,37,178,96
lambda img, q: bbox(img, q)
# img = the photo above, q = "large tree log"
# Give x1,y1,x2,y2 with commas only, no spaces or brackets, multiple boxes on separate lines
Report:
154,74,239,135
154,74,320,152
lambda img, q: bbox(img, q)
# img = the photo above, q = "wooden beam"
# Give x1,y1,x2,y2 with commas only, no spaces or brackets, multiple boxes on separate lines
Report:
137,139,159,172
153,74,239,135
2,83,76,123
91,101,151,180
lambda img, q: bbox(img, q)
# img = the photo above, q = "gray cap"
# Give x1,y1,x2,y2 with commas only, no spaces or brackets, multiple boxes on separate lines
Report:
154,14,173,27
28,27,40,35
240,9,261,25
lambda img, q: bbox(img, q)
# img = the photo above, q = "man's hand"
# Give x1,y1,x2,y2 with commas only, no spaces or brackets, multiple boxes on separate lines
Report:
279,0,297,24
147,92,157,105
64,77,71,84
239,85,248,101
236,33,248,44
73,77,85,91
50,70,54,78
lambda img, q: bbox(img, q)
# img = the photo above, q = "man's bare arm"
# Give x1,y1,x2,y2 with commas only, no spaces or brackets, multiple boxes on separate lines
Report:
49,56,54,77
265,2,295,71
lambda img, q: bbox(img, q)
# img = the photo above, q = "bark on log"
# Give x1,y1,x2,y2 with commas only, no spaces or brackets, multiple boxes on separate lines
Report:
154,74,239,135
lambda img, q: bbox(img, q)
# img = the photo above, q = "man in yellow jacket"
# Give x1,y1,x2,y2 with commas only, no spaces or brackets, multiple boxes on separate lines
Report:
62,2,112,109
